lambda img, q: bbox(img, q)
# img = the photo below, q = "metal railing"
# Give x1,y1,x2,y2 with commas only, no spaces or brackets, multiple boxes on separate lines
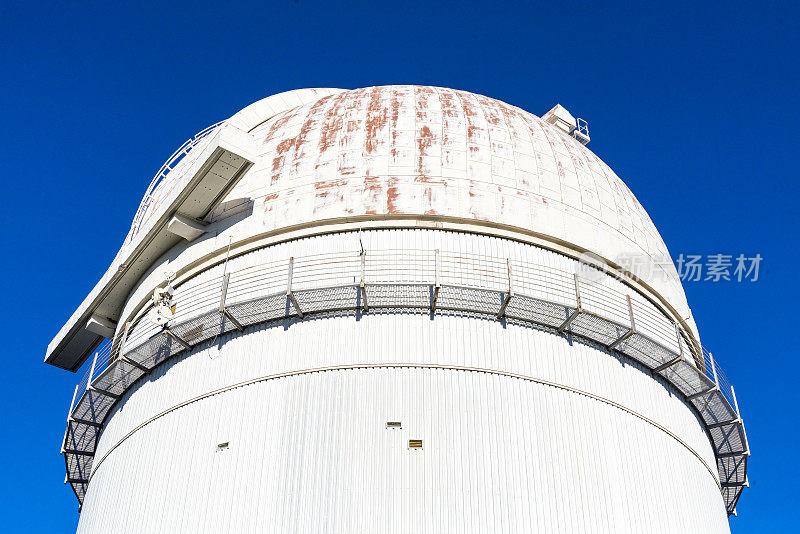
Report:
61,247,748,513
127,121,224,242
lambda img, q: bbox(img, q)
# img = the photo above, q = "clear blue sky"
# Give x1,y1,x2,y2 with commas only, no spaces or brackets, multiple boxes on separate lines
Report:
1,1,796,531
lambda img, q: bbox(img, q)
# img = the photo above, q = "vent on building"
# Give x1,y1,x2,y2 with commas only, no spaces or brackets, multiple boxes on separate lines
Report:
386,421,402,429
408,439,423,449
542,104,590,145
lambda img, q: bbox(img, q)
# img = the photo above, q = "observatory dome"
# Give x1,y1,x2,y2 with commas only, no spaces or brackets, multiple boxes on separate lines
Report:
53,86,748,531
181,85,689,323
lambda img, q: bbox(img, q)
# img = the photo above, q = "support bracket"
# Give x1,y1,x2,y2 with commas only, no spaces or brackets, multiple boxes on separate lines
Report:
651,355,683,375
218,272,244,332
64,449,95,457
164,329,191,350
608,295,636,350
70,417,103,428
558,273,582,333
117,354,149,372
497,258,513,319
717,450,749,459
286,257,304,318
688,386,717,401
431,249,440,312
707,418,741,429
88,385,120,399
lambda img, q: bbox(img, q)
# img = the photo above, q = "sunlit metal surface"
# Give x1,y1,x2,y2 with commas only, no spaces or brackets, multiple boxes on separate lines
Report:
49,87,748,529
63,238,747,514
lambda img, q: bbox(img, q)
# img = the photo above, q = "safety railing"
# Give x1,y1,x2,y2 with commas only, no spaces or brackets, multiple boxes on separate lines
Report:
127,121,224,242
61,248,748,514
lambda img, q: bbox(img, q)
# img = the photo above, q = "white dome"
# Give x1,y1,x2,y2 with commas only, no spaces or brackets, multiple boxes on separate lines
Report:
214,85,688,318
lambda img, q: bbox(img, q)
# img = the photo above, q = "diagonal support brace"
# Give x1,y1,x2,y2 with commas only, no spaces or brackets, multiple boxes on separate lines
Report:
117,355,149,372
497,258,513,319
88,385,120,399
608,295,636,350
652,355,683,375
164,328,190,350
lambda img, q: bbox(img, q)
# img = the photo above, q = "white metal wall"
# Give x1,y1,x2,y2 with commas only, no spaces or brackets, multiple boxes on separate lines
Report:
77,312,729,533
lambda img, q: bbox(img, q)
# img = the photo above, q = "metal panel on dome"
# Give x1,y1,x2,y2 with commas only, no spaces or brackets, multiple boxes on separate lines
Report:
45,124,259,371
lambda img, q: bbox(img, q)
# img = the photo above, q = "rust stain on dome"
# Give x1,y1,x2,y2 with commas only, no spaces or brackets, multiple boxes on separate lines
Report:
247,85,668,265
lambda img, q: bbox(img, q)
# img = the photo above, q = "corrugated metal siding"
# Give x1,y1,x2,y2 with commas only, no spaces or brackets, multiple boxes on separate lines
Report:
95,313,715,470
79,364,728,533
79,311,728,533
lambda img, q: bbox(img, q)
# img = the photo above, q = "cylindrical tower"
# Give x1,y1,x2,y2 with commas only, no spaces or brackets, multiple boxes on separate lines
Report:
48,86,749,533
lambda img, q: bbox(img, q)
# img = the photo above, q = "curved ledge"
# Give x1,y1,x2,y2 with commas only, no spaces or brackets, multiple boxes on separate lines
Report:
119,216,699,356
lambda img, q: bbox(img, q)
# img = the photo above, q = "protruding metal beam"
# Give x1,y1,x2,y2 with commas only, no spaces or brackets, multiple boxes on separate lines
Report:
652,355,683,375
721,481,748,488
164,329,190,350
64,449,95,457
688,386,716,401
117,355,149,372
88,385,120,399
716,450,749,459
166,213,207,241
222,309,244,332
707,418,741,429
70,417,103,428
85,314,116,338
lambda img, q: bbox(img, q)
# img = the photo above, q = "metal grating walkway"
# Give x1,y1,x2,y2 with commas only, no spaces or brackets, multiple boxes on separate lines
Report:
61,249,748,514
